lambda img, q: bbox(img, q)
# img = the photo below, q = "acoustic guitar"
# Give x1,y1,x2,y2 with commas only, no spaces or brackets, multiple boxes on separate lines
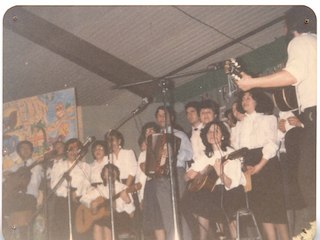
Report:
187,147,248,192
75,183,142,234
224,58,299,111
3,150,55,199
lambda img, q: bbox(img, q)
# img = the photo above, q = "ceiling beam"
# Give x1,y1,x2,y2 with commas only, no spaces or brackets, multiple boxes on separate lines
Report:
4,6,160,101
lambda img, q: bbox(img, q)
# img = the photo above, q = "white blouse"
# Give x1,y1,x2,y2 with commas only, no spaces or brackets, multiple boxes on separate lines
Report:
233,111,279,161
135,150,147,202
90,156,109,184
107,148,137,181
80,181,135,214
50,159,91,198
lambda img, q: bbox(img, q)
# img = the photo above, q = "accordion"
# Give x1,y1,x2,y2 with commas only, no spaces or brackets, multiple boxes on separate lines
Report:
145,133,181,177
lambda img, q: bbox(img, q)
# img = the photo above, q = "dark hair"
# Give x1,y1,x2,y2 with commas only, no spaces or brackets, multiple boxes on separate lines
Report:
224,109,237,125
285,6,316,34
155,105,176,122
237,89,274,115
200,99,220,119
105,130,125,148
185,101,200,115
101,163,120,185
200,120,230,157
91,140,107,158
64,138,82,156
16,140,33,154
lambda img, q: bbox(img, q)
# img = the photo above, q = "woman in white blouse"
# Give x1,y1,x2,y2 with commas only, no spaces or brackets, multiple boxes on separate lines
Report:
183,121,246,240
105,130,137,187
234,89,289,240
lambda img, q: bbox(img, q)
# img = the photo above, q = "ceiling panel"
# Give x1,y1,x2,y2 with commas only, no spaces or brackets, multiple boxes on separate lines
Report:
4,5,293,105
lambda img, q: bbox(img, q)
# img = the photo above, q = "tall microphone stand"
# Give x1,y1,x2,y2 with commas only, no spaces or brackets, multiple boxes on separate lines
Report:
159,79,182,240
27,136,94,240
106,129,116,240
106,99,150,240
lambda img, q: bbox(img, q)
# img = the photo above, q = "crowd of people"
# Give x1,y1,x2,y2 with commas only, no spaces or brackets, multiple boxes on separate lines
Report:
2,6,316,240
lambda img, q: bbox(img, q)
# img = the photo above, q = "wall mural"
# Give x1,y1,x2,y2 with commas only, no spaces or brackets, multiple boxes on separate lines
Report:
3,88,78,170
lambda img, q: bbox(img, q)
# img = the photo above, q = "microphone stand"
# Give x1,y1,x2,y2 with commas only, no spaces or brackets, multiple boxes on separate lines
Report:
105,99,149,240
106,129,116,240
27,136,94,240
159,79,181,240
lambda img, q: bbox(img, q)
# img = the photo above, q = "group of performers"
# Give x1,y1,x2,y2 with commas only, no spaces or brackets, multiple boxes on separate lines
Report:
2,6,316,240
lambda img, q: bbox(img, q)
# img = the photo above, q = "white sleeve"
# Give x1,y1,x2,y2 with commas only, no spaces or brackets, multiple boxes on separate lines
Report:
223,160,244,190
261,115,279,160
127,150,138,177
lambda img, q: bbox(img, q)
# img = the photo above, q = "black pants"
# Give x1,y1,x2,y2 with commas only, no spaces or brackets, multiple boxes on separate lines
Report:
297,106,316,223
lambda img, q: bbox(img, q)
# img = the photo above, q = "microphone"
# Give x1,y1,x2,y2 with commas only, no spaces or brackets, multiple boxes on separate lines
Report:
132,97,150,115
78,136,96,156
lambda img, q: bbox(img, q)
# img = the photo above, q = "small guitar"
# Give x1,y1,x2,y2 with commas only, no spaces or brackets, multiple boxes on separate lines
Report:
75,183,142,234
224,58,299,111
187,147,248,192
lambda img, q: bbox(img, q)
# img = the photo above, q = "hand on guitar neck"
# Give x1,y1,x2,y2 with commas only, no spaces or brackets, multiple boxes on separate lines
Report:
224,58,253,91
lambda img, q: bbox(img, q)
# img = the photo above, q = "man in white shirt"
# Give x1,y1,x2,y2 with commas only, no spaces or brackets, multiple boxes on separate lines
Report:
236,6,316,233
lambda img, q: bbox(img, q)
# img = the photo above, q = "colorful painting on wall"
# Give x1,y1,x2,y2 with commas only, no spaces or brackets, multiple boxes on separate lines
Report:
3,88,78,170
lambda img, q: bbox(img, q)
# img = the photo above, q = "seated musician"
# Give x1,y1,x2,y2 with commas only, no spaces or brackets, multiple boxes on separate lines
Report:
183,121,246,240
80,163,135,240
2,140,43,239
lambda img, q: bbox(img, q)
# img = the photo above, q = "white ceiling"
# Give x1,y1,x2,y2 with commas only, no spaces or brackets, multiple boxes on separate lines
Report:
3,5,292,106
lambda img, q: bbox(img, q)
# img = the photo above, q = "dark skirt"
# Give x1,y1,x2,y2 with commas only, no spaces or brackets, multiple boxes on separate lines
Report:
244,148,288,224
181,188,217,219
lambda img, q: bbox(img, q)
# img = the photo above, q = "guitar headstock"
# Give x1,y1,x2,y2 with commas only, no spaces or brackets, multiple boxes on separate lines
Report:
224,58,242,82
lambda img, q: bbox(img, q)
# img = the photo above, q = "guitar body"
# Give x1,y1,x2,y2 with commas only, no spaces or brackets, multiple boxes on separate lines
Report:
187,148,249,192
272,86,298,111
75,183,141,234
187,171,219,192
75,197,109,234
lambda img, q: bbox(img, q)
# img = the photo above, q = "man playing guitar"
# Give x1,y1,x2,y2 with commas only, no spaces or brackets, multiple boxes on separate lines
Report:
236,6,316,235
